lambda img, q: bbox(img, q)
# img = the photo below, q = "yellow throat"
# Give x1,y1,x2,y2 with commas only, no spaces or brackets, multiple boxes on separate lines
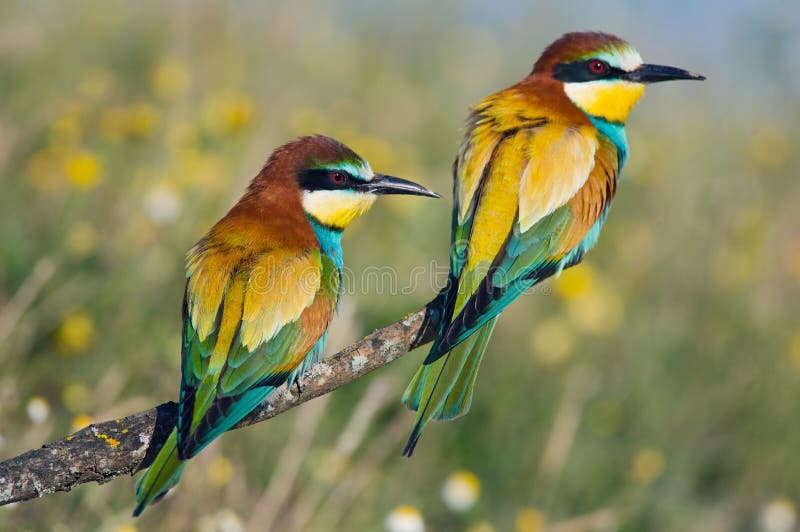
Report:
564,79,645,123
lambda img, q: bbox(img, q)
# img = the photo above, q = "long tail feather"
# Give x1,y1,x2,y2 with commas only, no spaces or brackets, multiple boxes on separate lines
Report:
401,317,498,456
133,429,186,517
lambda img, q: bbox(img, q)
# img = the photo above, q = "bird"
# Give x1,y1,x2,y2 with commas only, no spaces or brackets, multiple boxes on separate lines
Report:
401,31,704,455
133,135,439,515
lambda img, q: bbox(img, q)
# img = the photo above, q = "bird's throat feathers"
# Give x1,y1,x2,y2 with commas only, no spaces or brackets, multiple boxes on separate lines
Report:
302,189,377,230
563,79,644,124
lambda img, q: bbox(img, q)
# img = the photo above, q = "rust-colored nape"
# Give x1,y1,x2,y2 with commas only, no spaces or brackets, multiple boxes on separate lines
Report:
532,31,630,74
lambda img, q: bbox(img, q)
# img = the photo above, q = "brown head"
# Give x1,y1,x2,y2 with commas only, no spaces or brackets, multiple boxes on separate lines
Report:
246,135,439,230
529,31,704,123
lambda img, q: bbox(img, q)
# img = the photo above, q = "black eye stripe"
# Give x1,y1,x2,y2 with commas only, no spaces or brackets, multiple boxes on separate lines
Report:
298,169,357,191
553,59,626,83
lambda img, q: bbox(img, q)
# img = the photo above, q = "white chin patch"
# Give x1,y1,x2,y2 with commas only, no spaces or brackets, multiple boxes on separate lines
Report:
302,190,377,228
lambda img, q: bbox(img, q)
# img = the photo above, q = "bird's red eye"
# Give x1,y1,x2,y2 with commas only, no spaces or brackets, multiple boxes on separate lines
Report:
589,60,607,74
331,172,345,184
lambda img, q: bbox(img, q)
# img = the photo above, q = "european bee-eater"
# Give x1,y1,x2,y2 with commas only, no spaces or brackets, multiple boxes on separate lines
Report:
133,135,438,515
401,31,704,455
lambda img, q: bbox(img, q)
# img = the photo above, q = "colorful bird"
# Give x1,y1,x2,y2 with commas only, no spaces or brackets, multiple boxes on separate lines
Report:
401,31,704,455
133,135,438,515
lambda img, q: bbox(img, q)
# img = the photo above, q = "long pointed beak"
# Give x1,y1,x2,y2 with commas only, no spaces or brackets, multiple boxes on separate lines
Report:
625,63,706,83
363,174,441,198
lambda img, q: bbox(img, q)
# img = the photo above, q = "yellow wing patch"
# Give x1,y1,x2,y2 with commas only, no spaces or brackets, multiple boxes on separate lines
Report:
518,124,597,232
465,131,530,273
456,90,550,224
186,246,239,341
239,249,322,351
456,116,504,223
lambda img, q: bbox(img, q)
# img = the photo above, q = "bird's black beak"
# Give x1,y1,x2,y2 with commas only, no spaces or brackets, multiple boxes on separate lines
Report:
625,63,706,83
363,174,441,198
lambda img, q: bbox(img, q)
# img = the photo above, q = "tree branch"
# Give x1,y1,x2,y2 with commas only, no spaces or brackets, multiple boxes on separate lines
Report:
0,303,441,506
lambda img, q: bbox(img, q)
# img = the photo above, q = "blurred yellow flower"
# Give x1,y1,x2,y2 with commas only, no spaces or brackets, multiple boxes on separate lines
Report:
207,454,234,488
56,309,95,355
712,245,755,288
49,113,82,147
566,286,623,335
385,505,424,532
554,265,595,300
586,399,624,436
631,447,665,484
441,469,481,512
750,126,789,170
530,316,573,367
783,243,800,282
205,91,255,135
165,121,198,152
467,521,496,532
114,524,138,532
61,383,92,413
152,57,191,99
63,151,102,189
759,496,797,532
65,222,98,257
77,68,114,100
127,102,160,138
71,414,93,432
99,106,130,142
173,148,226,191
27,148,63,193
514,507,545,532
789,332,800,369
26,396,50,424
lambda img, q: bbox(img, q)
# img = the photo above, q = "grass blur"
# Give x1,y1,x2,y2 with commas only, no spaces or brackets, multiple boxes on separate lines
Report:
1,1,799,531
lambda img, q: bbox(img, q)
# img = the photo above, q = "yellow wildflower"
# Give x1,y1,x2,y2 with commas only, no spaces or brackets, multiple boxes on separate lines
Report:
27,148,63,193
530,317,573,367
631,447,665,484
789,332,800,369
62,383,92,413
63,151,102,189
467,521,496,532
566,286,623,335
207,454,234,487
56,309,95,354
205,91,254,135
71,414,93,432
49,113,82,148
514,508,545,532
77,68,114,100
99,106,130,142
152,57,191,99
554,265,595,299
65,222,98,257
128,102,160,138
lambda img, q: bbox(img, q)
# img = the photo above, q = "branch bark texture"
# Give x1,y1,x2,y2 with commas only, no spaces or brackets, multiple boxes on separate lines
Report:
0,304,440,506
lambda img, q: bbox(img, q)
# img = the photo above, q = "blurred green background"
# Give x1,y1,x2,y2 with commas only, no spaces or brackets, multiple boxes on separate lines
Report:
1,1,799,531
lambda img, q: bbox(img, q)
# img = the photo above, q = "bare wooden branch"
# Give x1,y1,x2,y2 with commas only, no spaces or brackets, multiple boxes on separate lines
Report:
0,303,440,506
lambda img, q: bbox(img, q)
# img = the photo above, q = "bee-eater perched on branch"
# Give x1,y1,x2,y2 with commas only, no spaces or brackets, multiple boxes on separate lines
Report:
401,31,704,455
133,135,439,515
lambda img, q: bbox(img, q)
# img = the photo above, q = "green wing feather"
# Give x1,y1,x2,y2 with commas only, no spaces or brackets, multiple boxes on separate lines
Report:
135,247,338,515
